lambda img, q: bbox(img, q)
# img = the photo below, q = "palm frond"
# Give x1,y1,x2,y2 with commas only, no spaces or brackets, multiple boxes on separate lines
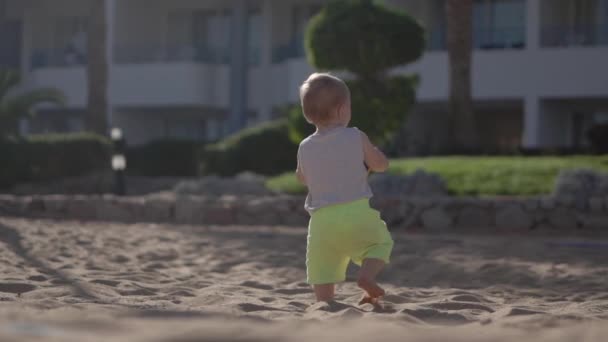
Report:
0,69,21,101
1,88,66,120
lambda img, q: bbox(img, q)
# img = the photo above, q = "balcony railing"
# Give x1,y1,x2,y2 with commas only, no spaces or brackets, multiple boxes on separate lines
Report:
474,27,525,50
273,35,305,64
114,44,231,65
30,48,87,70
541,25,608,47
427,27,525,51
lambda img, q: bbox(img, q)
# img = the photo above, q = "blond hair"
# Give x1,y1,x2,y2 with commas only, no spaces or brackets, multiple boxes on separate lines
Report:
299,73,350,125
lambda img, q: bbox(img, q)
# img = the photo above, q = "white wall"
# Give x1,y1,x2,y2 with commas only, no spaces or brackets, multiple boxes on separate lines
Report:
112,64,230,107
26,67,87,108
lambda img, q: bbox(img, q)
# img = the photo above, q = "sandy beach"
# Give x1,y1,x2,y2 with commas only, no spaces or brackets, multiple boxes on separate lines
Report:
0,216,607,341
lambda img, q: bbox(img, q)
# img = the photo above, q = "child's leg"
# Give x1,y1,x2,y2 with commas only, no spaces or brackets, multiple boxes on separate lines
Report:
357,258,386,300
313,284,335,302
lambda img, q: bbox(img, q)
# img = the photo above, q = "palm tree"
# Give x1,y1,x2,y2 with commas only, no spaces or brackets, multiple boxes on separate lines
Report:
0,69,66,138
446,0,478,152
86,0,109,136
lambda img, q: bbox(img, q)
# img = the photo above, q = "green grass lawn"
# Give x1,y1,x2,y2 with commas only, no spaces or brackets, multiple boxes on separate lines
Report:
266,156,608,196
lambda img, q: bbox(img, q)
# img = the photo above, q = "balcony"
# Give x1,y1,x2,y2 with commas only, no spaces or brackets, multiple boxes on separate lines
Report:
272,35,305,64
30,48,87,70
114,44,230,65
112,44,230,108
541,24,608,47
426,27,525,51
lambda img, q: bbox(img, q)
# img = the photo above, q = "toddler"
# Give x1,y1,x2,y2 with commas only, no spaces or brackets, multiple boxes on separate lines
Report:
296,73,394,305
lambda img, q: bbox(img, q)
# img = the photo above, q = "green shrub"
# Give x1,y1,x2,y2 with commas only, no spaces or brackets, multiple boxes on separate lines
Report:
267,156,608,196
306,0,425,77
0,133,111,189
289,0,425,146
127,140,203,177
200,120,298,176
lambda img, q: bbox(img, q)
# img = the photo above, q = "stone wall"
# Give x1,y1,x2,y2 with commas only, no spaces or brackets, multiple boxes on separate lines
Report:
1,194,607,234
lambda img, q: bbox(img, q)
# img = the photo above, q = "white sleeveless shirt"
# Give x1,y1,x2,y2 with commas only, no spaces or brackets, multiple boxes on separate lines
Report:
298,126,373,213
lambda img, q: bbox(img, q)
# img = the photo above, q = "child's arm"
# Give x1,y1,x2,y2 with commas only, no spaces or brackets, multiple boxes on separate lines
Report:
360,131,389,173
296,148,307,185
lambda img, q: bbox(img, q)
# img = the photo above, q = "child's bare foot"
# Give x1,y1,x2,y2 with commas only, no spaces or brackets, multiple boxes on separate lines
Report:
358,294,378,305
357,277,385,299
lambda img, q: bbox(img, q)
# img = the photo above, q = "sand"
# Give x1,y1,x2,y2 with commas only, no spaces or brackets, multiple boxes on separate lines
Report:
0,216,607,341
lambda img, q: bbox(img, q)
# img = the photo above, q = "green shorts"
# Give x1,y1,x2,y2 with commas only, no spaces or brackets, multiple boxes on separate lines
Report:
306,198,394,285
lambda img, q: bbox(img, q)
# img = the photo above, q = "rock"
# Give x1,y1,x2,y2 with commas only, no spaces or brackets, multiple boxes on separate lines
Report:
523,199,540,211
43,196,69,215
495,205,533,230
202,204,236,225
369,170,448,197
0,195,26,216
555,195,575,208
579,215,608,230
547,208,579,230
552,169,608,209
540,198,556,210
456,207,493,228
65,196,98,220
96,197,140,222
24,197,45,214
236,198,281,225
421,207,452,231
175,196,207,224
281,211,309,226
589,197,604,213
174,172,272,197
141,197,174,222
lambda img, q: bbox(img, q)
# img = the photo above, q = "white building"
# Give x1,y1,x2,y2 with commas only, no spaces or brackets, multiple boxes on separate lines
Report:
1,0,607,150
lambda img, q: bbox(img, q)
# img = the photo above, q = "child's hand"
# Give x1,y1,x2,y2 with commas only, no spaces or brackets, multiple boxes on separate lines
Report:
360,131,389,173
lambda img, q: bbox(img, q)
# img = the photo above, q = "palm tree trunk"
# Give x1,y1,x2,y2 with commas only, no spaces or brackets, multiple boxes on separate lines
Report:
446,0,477,152
86,0,109,136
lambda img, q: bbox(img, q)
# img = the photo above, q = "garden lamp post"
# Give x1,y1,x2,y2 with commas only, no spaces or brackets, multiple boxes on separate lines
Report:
111,127,127,196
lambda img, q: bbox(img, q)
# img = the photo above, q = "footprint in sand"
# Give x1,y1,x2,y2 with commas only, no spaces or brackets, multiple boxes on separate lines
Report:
111,255,131,263
274,288,312,295
240,281,274,290
426,301,495,313
383,294,410,304
119,288,158,296
238,303,286,312
400,308,471,325
501,307,545,317
0,283,37,295
451,294,494,303
288,301,308,309
27,275,48,282
168,290,196,298
90,279,121,287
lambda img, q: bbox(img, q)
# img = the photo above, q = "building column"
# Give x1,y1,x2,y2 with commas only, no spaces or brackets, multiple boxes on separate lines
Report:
259,0,274,122
20,9,31,77
526,0,541,49
228,0,248,133
522,96,543,148
105,0,116,130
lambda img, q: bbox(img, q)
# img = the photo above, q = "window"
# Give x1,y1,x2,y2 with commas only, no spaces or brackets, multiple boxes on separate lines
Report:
0,0,6,19
247,8,262,65
53,16,87,65
167,9,231,63
473,0,525,49
165,119,206,141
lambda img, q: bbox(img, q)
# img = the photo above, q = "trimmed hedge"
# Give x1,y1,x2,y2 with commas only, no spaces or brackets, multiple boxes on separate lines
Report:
0,133,111,190
588,124,608,154
200,120,298,176
127,140,203,177
306,0,425,77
